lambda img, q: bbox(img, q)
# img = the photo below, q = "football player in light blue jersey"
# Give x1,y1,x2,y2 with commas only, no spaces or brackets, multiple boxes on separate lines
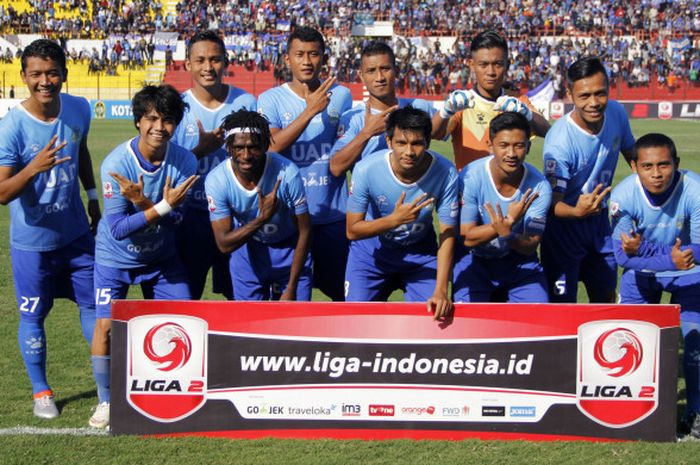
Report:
205,109,312,300
258,26,352,301
91,85,198,429
172,30,257,300
329,42,436,177
345,107,458,320
454,112,551,303
0,40,101,421
610,134,700,438
541,57,635,303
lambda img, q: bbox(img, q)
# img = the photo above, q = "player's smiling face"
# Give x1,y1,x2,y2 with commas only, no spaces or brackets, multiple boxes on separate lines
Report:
285,39,324,84
185,40,227,89
360,53,396,100
633,145,678,195
568,71,609,132
21,56,66,105
386,129,431,178
136,108,176,151
228,132,266,179
488,128,529,178
469,47,507,98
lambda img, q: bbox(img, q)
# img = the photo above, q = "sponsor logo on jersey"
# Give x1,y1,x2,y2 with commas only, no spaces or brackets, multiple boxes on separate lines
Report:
103,181,114,199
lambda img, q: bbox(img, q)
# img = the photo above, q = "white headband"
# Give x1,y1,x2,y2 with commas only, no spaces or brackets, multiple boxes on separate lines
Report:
224,127,262,139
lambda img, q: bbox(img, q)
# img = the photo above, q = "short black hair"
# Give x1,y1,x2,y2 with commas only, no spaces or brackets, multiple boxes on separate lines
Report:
132,84,188,128
222,109,273,154
361,41,396,68
566,57,608,88
21,39,66,73
469,30,508,57
386,106,432,145
187,29,227,58
286,26,325,53
632,133,677,162
489,111,531,141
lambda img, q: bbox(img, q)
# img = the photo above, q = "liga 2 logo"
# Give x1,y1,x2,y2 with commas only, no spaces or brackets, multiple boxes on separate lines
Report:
577,321,659,428
127,315,208,422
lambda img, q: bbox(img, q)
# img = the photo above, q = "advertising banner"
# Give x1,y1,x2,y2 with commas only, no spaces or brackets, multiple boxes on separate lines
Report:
90,100,133,120
551,101,700,119
111,302,679,441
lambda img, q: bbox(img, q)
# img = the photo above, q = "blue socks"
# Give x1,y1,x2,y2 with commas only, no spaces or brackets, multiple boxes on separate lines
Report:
91,355,111,404
18,320,49,395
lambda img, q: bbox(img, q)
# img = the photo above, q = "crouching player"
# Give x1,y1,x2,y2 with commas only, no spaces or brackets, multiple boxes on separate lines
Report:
91,85,198,428
453,112,551,302
344,107,458,319
205,109,312,301
610,133,700,437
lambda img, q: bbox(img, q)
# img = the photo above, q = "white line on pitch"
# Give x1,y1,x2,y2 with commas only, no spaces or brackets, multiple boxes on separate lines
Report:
0,426,108,436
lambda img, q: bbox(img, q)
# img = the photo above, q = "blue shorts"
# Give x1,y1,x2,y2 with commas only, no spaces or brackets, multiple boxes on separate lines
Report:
344,239,437,302
11,233,95,322
94,256,191,319
619,269,700,312
453,251,548,303
541,211,617,302
311,220,348,301
231,235,312,301
176,208,232,300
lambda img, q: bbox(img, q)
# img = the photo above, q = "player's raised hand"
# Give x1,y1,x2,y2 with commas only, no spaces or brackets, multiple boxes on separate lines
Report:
439,89,475,119
574,183,612,218
427,289,454,321
620,229,641,256
671,238,695,270
303,76,335,116
493,96,533,121
505,188,539,225
163,174,199,209
483,202,513,237
257,178,281,222
28,135,70,175
110,172,148,206
193,119,224,158
361,101,398,138
390,191,433,225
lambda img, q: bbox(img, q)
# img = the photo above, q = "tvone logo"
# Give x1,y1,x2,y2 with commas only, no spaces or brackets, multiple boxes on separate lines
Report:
143,322,192,371
593,328,642,377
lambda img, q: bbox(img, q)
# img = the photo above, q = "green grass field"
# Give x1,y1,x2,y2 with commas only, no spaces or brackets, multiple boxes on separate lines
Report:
1,118,700,464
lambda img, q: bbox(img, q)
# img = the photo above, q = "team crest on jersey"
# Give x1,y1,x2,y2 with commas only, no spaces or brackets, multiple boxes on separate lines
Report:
30,143,40,154
186,123,197,136
71,130,81,143
376,194,388,207
283,112,292,124
609,201,620,217
103,181,114,199
207,195,216,213
328,108,340,123
545,159,557,175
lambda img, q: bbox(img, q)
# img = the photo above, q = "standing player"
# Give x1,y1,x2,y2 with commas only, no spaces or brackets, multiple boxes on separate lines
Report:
0,39,101,419
205,110,312,300
90,85,198,429
345,107,457,320
541,57,635,303
454,112,551,302
432,30,550,170
329,41,435,177
258,26,352,301
609,134,700,436
173,30,256,300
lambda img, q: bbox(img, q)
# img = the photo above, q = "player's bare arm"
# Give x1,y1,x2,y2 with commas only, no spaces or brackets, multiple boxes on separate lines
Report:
78,137,101,233
280,211,312,301
428,222,455,320
346,191,433,240
0,135,69,204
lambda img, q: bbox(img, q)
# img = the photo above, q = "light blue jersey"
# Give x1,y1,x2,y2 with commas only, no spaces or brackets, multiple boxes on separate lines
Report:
330,98,436,165
543,100,634,206
347,149,459,250
460,156,552,258
0,94,91,251
205,153,308,244
173,86,256,211
611,170,700,278
96,139,197,268
257,83,352,224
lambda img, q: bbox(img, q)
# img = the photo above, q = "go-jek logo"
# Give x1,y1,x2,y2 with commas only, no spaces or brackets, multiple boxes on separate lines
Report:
593,328,643,378
127,315,208,423
143,322,192,371
577,321,658,428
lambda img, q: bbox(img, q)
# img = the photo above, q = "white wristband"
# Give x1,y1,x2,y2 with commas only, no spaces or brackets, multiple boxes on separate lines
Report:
153,199,173,217
86,188,98,201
